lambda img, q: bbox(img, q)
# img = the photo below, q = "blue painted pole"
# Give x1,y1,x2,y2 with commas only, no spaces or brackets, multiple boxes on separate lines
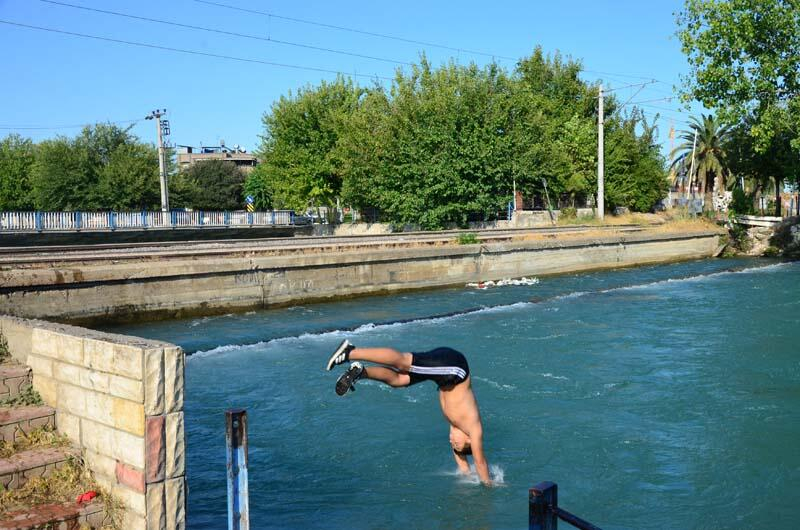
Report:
226,409,249,530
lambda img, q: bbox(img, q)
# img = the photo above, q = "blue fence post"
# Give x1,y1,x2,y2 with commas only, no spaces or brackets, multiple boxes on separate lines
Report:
76,211,82,230
290,211,295,225
109,211,117,230
226,410,250,530
247,212,253,226
507,202,513,221
224,211,230,226
142,210,147,228
171,210,177,228
35,211,43,232
271,210,275,225
199,211,204,226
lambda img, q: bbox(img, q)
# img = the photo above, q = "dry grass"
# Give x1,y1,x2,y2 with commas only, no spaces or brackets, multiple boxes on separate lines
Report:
0,455,87,512
0,425,70,458
0,450,122,529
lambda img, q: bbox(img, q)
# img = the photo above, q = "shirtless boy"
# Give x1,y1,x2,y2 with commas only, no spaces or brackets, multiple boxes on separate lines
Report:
326,340,492,485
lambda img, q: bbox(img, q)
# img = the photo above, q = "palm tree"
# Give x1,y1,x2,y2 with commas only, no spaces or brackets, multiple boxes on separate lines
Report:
669,114,732,210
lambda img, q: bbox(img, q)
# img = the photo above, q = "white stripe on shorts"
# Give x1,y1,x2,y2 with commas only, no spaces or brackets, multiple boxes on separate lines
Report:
409,365,466,379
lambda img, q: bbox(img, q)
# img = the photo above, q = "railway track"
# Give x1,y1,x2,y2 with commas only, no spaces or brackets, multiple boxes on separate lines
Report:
0,224,646,266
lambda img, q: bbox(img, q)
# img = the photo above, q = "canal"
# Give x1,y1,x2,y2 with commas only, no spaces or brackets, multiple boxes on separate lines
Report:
105,257,800,529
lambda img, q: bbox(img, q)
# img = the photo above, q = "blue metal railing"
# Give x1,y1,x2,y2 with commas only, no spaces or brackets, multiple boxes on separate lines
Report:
0,210,296,232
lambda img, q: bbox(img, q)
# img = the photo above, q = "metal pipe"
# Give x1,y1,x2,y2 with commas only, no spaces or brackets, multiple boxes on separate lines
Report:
226,409,250,530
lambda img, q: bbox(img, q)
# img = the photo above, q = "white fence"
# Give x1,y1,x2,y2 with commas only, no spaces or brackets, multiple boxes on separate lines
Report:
0,210,296,231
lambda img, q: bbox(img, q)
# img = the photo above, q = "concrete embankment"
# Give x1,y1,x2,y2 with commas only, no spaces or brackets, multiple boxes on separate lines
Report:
0,228,721,324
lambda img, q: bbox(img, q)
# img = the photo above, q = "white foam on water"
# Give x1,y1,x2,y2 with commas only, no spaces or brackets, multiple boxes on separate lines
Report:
189,262,794,359
539,372,569,381
440,464,506,486
529,333,566,341
473,376,517,391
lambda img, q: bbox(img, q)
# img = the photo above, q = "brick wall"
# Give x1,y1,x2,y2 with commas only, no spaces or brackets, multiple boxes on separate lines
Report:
0,316,186,529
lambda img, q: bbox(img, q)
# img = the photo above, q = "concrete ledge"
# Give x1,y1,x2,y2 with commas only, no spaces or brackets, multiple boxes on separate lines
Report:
0,230,720,324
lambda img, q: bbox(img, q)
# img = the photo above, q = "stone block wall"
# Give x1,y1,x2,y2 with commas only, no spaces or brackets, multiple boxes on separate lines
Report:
0,315,186,529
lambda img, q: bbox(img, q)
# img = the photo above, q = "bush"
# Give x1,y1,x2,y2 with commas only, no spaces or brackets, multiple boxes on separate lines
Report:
456,233,479,245
730,187,754,215
729,224,751,252
560,206,577,219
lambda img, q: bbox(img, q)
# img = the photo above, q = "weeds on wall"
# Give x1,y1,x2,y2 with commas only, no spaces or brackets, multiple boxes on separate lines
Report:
456,233,479,245
0,330,9,362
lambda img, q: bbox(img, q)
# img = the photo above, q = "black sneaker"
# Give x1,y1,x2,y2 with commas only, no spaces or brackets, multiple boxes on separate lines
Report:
326,339,355,370
335,362,364,396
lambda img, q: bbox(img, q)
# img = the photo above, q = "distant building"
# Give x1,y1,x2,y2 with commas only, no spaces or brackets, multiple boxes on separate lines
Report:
176,141,258,173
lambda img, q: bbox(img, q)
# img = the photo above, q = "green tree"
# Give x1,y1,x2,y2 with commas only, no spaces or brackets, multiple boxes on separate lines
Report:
0,134,35,210
253,76,363,212
181,160,246,210
676,0,800,213
242,164,273,210
31,123,159,211
677,0,800,149
726,120,799,212
605,113,669,212
97,143,161,210
255,49,668,227
669,114,732,209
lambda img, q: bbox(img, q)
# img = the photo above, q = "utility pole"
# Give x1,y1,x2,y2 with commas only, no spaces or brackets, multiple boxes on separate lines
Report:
146,109,170,212
597,84,604,220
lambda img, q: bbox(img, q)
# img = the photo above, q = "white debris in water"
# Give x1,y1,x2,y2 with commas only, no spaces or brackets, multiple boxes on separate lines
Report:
466,277,540,289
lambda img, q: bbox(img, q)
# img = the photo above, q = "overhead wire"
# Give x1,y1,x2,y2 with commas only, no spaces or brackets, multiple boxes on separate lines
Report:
37,0,679,94
192,0,516,61
0,118,144,130
0,19,394,81
39,0,413,67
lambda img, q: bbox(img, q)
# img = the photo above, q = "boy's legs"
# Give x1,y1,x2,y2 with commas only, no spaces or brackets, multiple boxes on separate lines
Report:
361,365,411,388
348,347,413,371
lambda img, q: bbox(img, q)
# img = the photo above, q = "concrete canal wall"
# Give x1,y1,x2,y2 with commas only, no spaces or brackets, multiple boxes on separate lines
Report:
0,316,186,528
0,230,721,324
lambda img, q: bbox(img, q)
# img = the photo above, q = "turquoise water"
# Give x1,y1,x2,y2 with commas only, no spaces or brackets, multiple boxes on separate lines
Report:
104,258,800,529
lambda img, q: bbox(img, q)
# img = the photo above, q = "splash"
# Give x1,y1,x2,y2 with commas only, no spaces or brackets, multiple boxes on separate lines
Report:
450,464,506,486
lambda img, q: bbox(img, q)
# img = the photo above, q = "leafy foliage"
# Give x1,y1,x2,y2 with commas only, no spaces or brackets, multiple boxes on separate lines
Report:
456,233,479,245
250,49,667,228
30,124,161,210
676,0,800,216
676,0,800,152
0,135,35,210
178,160,247,210
670,114,732,204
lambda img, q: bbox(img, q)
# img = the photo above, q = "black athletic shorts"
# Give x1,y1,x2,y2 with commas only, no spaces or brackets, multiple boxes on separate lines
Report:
408,347,470,389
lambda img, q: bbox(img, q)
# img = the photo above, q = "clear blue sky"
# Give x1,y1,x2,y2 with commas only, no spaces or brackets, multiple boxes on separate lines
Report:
1,0,698,154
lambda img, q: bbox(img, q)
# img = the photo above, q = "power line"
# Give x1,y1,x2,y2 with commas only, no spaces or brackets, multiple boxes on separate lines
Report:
0,19,393,81
40,0,412,67
627,96,676,105
604,80,657,94
582,69,670,85
192,0,516,61
0,118,143,130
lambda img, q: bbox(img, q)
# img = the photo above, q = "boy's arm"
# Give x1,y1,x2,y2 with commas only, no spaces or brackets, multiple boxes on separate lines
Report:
452,449,472,474
469,427,492,485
